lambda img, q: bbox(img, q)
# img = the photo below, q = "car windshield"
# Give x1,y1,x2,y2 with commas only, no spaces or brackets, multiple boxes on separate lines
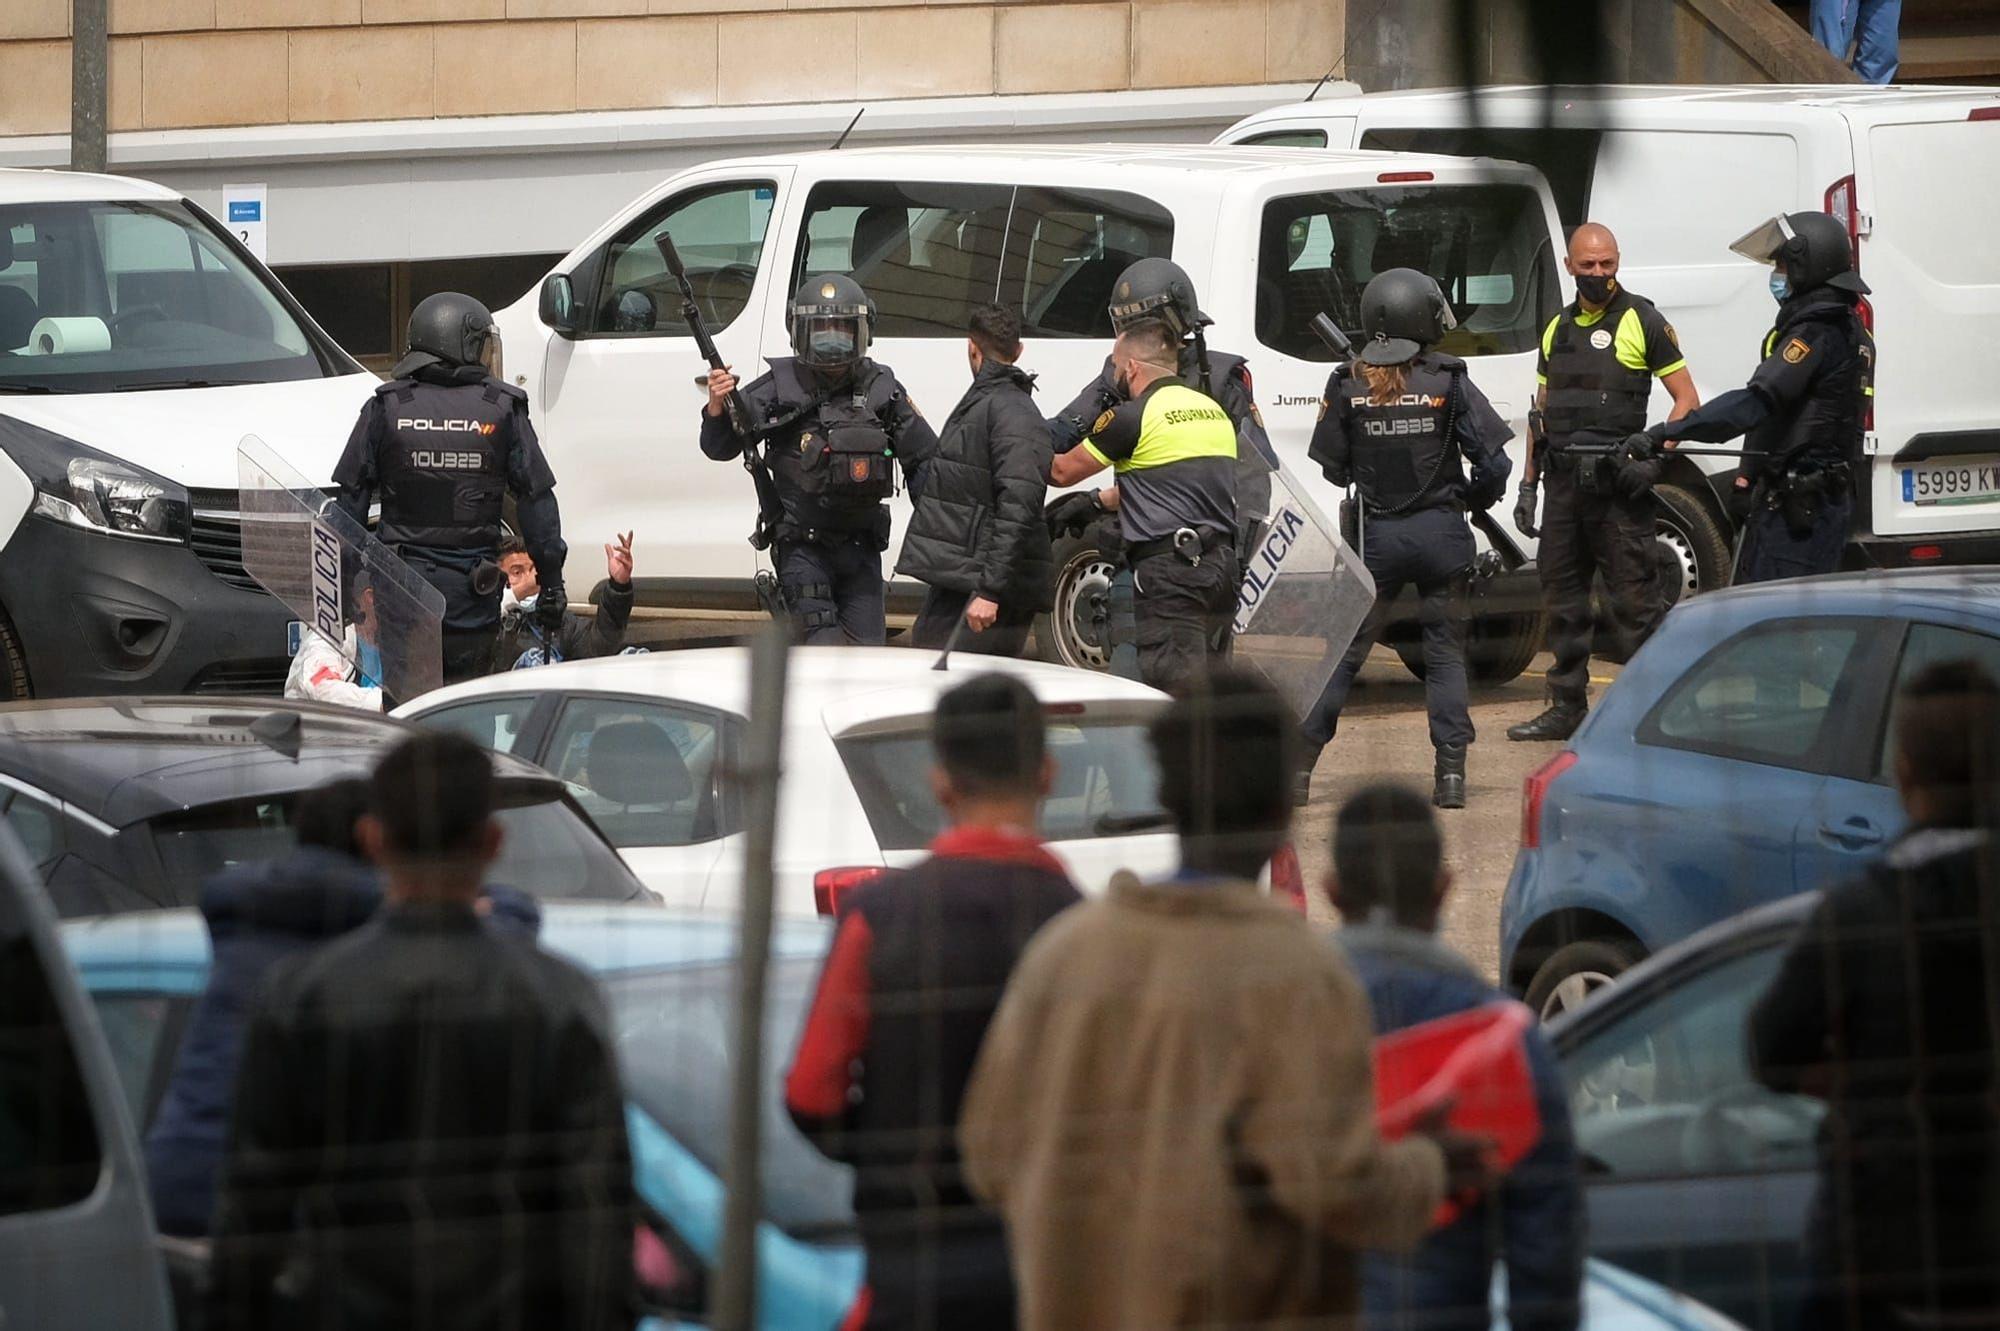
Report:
606,957,855,1241
144,786,648,906
837,713,1168,852
0,200,335,394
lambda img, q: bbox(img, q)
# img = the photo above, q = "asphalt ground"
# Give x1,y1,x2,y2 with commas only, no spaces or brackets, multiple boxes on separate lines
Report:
621,608,1604,985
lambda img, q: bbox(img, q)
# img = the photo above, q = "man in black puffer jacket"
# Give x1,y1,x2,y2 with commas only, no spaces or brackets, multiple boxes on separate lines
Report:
897,305,1052,657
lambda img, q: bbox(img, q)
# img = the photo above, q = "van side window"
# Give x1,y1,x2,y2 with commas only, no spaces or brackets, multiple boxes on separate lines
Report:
0,883,102,1216
591,182,778,338
1002,186,1175,338
1360,127,1602,233
793,182,1013,337
1255,184,1558,362
1242,129,1329,148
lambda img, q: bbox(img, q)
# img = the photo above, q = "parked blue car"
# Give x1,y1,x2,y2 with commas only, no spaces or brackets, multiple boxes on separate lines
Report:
1505,567,2000,1016
64,903,1749,1330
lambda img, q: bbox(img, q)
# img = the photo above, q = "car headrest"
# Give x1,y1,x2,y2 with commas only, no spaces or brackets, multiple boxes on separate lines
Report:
586,720,693,807
1368,226,1433,280
0,228,12,271
850,205,911,274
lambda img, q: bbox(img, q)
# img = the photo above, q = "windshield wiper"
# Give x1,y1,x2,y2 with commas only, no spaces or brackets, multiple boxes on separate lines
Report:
0,384,60,394
111,378,253,392
1094,811,1175,835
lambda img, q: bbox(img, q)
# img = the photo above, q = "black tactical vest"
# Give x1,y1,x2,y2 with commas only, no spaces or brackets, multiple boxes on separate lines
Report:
765,358,901,533
1542,290,1655,449
1751,299,1873,473
1339,357,1461,514
373,378,511,551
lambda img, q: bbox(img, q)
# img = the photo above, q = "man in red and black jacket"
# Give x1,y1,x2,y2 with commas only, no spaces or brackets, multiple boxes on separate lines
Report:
785,675,1080,1331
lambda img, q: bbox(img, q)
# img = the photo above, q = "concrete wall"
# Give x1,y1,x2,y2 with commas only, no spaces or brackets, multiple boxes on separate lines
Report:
0,0,1348,136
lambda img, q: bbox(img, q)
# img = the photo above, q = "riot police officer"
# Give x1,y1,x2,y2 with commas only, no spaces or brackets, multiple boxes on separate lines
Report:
1045,258,1275,675
703,274,935,644
1048,320,1239,696
1626,211,1874,584
334,292,567,687
1299,269,1513,810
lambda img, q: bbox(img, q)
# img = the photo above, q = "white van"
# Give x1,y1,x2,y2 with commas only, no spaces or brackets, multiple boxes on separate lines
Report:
496,144,1569,679
0,170,376,699
1219,85,2000,572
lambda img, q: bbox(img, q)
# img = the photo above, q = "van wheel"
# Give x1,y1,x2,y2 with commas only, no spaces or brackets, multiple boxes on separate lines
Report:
1653,482,1734,605
1523,939,1644,1021
0,607,30,701
1036,534,1117,672
1392,609,1545,687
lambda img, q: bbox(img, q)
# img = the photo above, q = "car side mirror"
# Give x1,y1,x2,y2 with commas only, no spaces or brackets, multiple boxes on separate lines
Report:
540,273,578,336
613,288,657,334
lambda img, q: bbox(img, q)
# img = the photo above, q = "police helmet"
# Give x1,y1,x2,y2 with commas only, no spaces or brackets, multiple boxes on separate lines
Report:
1107,258,1208,340
788,273,875,371
1356,268,1457,366
1728,211,1870,296
406,292,499,372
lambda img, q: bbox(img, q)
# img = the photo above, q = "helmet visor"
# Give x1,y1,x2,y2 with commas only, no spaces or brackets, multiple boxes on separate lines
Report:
794,309,869,367
1728,215,1797,267
478,326,504,381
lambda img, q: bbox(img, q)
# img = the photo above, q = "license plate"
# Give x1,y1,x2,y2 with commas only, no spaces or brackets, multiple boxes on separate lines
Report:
286,621,305,657
1901,459,2000,507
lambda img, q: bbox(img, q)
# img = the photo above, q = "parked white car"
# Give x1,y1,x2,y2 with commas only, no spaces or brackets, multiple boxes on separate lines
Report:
493,143,1570,682
0,169,377,700
1218,84,2000,575
392,647,1275,917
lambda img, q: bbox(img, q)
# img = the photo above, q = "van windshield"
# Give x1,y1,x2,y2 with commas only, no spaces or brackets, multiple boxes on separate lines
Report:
0,200,338,394
1254,183,1559,362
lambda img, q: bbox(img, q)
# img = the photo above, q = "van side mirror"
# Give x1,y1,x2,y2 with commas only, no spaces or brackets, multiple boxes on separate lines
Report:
540,273,578,336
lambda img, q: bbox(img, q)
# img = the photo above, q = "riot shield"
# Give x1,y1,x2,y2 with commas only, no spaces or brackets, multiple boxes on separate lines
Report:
237,435,446,703
1230,458,1376,724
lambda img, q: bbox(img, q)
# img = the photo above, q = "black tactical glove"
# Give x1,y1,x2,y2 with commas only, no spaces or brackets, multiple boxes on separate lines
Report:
1045,490,1103,539
1468,469,1507,513
1513,479,1539,539
1615,456,1664,500
535,583,568,636
1620,429,1666,465
1727,477,1758,526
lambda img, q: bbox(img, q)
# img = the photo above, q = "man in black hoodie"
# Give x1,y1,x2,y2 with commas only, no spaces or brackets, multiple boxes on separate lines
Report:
1750,660,2000,1328
334,292,569,684
208,733,632,1331
786,675,1080,1330
897,305,1052,657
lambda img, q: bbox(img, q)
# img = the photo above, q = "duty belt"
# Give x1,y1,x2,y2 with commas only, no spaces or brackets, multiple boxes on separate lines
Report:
1128,528,1230,565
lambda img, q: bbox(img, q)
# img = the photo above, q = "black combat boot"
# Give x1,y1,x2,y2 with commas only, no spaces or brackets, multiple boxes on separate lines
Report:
1507,701,1587,743
1433,745,1467,810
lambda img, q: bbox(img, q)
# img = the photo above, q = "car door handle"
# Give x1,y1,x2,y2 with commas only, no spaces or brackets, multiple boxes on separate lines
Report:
1818,817,1886,850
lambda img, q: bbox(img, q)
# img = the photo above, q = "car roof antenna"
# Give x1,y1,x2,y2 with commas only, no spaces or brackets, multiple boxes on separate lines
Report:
932,616,967,672
248,710,303,761
830,107,865,151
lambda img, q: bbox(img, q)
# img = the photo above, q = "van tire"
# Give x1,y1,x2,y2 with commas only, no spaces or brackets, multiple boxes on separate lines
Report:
1035,533,1120,672
1652,482,1734,605
0,607,30,701
1392,609,1545,687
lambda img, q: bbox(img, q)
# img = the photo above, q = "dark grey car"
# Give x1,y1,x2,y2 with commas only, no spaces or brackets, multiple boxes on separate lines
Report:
1550,893,1822,1331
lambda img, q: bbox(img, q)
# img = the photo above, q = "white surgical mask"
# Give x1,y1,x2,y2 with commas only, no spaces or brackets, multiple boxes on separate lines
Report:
1770,271,1792,304
503,587,538,615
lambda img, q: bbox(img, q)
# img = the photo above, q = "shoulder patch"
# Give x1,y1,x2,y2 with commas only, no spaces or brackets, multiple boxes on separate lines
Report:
1316,397,1329,422
1664,322,1679,348
1092,408,1117,436
1782,337,1813,365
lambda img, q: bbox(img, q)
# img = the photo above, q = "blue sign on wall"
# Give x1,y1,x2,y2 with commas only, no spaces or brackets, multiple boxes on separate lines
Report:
228,200,262,223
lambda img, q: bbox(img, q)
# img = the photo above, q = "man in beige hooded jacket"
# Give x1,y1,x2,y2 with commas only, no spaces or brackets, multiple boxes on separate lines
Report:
960,672,1478,1330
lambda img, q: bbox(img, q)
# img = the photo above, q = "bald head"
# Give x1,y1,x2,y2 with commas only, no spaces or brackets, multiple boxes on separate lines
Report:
1566,223,1621,310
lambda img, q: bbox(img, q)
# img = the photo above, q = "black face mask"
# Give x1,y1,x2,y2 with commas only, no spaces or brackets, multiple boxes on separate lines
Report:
1575,273,1616,305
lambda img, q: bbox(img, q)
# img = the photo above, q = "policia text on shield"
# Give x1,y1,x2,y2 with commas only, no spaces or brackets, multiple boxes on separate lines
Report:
1049,320,1240,697
703,274,937,645
333,292,568,688
1626,211,1875,587
1508,224,1701,744
1299,269,1513,811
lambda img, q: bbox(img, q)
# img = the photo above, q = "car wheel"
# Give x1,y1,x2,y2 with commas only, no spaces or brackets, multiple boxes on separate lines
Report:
1523,938,1644,1021
1035,534,1117,672
0,606,29,701
1653,482,1734,606
1392,608,1546,686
